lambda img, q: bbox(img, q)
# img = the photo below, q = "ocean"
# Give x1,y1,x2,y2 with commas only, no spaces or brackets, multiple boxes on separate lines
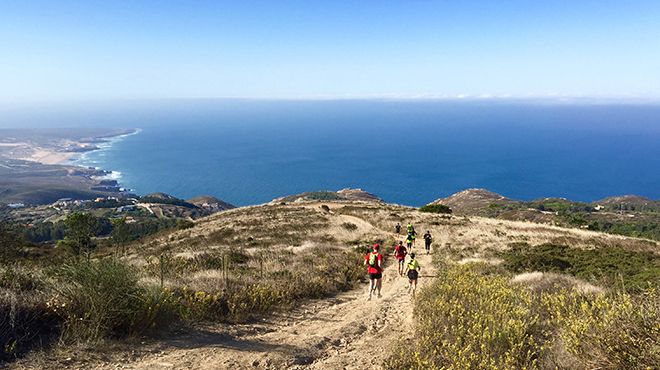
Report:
9,100,660,206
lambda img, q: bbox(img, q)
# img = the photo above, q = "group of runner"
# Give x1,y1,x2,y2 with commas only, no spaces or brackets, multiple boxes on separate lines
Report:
395,222,433,254
364,223,433,300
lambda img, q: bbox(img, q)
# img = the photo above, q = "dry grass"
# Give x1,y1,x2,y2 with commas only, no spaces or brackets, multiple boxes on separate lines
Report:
4,200,658,366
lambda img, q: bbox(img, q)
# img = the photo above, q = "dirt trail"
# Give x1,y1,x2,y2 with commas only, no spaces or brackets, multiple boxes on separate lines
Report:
97,242,436,370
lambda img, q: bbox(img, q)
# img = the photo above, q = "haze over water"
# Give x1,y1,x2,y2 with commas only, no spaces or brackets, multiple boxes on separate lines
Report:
5,100,660,206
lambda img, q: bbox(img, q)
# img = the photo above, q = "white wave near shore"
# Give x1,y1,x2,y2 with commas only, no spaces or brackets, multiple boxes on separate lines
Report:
70,128,141,167
71,129,140,193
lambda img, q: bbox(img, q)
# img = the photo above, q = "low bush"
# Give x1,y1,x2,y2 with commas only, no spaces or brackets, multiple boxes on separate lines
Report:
49,259,141,342
499,243,660,292
588,219,660,241
386,263,660,370
542,289,660,369
48,258,177,342
386,264,545,369
0,291,60,362
419,204,452,214
0,266,59,362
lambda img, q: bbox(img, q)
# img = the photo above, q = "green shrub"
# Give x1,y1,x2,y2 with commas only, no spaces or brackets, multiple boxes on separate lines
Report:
499,243,660,292
139,196,195,208
0,222,25,262
419,204,452,214
305,191,342,201
49,258,145,342
588,220,660,241
176,220,195,230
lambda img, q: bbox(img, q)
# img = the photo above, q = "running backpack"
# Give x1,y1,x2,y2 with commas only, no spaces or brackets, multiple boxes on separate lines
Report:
368,252,378,267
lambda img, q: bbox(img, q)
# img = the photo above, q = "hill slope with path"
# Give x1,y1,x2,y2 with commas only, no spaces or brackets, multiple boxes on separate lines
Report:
9,199,657,370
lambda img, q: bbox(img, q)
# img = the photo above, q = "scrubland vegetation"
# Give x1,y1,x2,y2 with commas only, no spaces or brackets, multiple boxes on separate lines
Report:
386,244,659,370
419,204,453,214
1,204,375,362
1,200,658,369
386,262,659,370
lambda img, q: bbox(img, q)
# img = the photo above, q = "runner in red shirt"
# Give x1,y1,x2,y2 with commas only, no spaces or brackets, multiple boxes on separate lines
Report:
364,243,383,300
393,241,408,276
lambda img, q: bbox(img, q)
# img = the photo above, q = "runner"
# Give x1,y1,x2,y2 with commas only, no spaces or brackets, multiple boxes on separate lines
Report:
407,222,416,247
405,252,421,296
364,243,383,300
405,234,414,251
406,222,415,236
393,240,407,276
395,222,401,235
423,230,432,254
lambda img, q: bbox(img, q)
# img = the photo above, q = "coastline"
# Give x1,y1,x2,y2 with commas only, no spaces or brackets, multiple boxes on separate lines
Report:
68,128,141,166
73,129,141,193
1,128,139,167
0,128,140,204
68,128,141,186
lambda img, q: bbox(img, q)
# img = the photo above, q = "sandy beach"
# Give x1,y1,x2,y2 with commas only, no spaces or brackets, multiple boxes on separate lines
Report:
0,142,78,165
22,148,78,165
0,128,136,166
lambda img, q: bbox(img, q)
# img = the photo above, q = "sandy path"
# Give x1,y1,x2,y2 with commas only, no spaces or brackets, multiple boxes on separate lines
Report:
92,244,435,370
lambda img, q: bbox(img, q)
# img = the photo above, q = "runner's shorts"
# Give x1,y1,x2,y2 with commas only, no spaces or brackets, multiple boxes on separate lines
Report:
407,270,419,280
369,272,383,280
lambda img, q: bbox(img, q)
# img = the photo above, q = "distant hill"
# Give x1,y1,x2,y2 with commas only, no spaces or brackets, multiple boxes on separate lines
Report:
186,195,236,212
429,189,660,240
431,189,523,216
136,193,235,220
595,195,660,212
272,188,382,204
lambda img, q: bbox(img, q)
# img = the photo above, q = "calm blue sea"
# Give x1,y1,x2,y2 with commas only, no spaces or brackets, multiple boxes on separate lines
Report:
5,100,660,206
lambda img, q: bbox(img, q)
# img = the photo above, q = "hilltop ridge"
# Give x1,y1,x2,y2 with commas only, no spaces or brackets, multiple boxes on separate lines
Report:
271,188,382,204
429,188,660,241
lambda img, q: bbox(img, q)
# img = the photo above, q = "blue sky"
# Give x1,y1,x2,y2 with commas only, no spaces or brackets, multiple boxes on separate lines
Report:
1,1,659,102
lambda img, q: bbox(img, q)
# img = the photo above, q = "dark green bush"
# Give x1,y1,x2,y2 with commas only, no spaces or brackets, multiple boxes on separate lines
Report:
419,204,452,214
176,219,195,230
499,243,660,292
139,196,196,208
305,191,342,201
